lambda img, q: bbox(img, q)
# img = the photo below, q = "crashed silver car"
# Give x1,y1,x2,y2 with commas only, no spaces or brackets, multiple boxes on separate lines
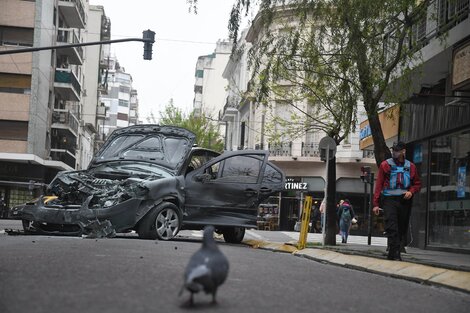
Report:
17,125,285,243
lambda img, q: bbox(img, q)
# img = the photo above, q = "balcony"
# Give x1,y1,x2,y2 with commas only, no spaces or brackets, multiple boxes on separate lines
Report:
58,0,86,29
50,149,76,169
52,109,79,137
220,100,239,122
268,142,292,157
56,28,83,65
96,104,106,120
363,149,375,159
54,69,81,101
301,142,321,157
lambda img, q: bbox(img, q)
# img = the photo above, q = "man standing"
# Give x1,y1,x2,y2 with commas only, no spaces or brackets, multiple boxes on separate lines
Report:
373,141,421,260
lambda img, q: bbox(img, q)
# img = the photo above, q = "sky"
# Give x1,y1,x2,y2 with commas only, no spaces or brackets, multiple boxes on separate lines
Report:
89,0,249,122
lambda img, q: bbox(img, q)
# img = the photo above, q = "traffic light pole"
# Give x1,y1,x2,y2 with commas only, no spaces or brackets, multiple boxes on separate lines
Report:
0,30,155,59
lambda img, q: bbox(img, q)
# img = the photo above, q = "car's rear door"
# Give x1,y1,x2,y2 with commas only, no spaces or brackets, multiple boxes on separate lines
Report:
183,151,274,228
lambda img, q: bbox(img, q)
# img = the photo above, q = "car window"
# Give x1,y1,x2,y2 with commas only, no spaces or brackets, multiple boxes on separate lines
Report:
164,137,191,164
262,164,283,183
205,155,262,183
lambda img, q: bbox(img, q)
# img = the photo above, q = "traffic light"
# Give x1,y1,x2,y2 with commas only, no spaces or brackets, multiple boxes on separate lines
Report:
142,30,155,60
360,166,371,183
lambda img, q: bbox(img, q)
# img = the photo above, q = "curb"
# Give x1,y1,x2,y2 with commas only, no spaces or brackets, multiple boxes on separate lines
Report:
243,239,470,294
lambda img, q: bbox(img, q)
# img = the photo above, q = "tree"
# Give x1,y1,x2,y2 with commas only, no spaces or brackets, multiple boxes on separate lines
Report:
150,99,224,152
228,0,430,166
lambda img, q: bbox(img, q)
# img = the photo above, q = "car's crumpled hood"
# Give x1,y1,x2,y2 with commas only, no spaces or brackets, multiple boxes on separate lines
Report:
90,125,196,172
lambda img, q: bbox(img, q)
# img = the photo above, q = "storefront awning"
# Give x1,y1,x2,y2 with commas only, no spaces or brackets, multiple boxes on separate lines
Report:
336,177,365,194
303,177,325,192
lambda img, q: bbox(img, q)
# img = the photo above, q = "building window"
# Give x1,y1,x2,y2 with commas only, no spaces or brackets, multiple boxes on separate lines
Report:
9,187,32,208
194,85,203,93
119,85,130,93
428,130,470,250
0,121,28,140
0,73,31,94
0,26,34,47
195,69,204,78
117,112,128,121
118,99,129,107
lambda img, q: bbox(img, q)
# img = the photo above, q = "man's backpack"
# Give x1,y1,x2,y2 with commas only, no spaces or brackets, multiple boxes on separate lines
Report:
341,206,352,222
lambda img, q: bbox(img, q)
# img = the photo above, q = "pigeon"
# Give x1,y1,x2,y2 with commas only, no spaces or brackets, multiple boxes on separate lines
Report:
180,225,229,306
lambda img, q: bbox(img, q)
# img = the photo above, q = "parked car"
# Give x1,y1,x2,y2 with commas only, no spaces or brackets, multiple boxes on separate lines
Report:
17,125,285,243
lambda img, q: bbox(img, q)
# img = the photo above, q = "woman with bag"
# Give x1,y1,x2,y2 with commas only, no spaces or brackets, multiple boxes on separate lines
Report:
337,199,356,243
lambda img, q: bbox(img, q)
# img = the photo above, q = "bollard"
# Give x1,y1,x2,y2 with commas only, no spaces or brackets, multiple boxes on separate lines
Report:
297,196,313,249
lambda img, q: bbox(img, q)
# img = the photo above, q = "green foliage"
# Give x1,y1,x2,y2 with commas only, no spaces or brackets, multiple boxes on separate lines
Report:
228,0,431,164
152,99,224,152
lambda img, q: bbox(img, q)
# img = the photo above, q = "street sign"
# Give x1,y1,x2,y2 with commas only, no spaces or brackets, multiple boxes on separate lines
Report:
318,136,337,161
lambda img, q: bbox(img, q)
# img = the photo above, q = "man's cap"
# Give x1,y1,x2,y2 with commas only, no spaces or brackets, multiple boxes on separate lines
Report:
391,141,406,151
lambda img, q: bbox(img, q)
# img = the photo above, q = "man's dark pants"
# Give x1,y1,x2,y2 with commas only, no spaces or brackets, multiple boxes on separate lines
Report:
382,195,412,259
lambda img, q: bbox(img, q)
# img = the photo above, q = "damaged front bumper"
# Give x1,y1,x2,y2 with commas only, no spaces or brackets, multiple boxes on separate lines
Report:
18,197,143,238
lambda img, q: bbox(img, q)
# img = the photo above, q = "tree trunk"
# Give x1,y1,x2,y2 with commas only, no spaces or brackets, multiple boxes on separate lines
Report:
367,110,392,166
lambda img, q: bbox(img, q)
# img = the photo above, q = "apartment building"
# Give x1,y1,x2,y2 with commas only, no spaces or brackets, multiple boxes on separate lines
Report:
0,0,110,210
221,18,374,233
99,55,135,136
193,40,232,137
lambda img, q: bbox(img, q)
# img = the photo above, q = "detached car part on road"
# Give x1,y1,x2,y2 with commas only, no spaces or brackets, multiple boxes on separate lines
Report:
17,125,285,243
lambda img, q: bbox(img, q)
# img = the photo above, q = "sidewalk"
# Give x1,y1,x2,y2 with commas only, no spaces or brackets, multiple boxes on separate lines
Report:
243,238,470,294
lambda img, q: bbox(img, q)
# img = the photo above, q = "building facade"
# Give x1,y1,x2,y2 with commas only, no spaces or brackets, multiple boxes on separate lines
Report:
0,0,115,212
193,40,232,137
221,14,376,233
395,0,470,252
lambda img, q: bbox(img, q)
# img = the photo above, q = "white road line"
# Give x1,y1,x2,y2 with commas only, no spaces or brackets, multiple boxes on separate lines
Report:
191,230,203,238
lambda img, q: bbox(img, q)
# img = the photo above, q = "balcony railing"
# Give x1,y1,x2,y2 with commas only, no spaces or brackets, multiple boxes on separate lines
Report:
52,109,79,135
363,149,375,159
301,142,321,157
268,142,292,156
409,0,469,49
50,148,76,169
57,28,83,64
54,68,81,101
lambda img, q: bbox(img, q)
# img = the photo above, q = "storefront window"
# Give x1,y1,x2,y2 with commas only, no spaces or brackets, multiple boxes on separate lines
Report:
429,130,470,250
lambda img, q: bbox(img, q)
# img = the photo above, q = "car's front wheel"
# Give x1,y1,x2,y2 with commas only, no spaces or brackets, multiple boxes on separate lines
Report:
222,227,245,244
138,202,181,240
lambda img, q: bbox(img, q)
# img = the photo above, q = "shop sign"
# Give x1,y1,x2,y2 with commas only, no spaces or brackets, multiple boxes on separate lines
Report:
452,41,470,90
457,166,466,198
285,177,308,190
360,124,372,140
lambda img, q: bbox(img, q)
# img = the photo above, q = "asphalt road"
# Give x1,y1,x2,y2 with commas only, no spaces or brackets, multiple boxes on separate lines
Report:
0,220,469,313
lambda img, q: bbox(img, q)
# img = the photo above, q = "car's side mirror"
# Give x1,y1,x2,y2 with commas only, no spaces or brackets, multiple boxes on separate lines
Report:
194,173,211,182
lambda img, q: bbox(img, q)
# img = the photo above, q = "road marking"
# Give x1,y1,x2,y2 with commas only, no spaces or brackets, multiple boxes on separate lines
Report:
0,230,5,234
191,230,203,238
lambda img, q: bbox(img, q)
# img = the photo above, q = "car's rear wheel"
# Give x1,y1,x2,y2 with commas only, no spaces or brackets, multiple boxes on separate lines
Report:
222,227,245,243
137,202,181,240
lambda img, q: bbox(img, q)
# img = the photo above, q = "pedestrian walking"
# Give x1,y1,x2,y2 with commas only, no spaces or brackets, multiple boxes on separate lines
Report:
373,141,421,261
337,199,355,243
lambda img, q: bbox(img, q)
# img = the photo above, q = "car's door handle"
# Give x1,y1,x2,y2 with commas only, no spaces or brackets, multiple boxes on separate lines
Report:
260,187,272,193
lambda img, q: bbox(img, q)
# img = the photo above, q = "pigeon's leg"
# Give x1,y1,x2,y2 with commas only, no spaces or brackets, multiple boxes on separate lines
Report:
188,293,194,306
211,291,217,305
